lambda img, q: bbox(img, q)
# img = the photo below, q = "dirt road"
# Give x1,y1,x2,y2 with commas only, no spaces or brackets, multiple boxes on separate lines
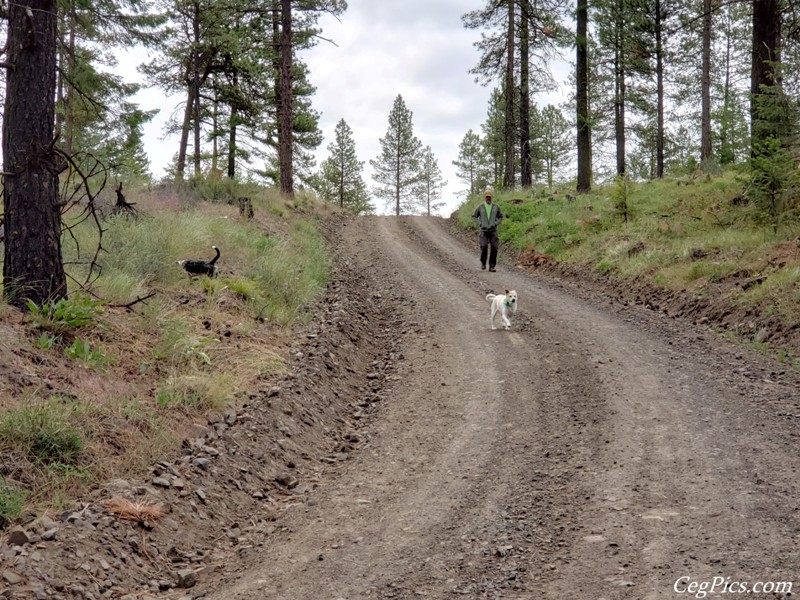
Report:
209,216,799,599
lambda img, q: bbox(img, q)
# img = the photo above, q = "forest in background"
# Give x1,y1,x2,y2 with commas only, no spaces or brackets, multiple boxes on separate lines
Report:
1,0,799,306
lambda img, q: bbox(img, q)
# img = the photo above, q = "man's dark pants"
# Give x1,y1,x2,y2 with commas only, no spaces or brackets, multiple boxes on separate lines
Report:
479,230,499,269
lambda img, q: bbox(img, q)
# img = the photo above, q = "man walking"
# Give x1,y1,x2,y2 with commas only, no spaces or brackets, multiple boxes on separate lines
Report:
471,188,504,272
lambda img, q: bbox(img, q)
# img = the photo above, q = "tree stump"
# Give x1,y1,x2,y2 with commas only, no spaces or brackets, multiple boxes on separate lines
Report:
238,197,254,220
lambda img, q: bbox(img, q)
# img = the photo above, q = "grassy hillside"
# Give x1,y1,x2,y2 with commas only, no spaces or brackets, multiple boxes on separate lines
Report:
454,172,800,362
0,184,335,524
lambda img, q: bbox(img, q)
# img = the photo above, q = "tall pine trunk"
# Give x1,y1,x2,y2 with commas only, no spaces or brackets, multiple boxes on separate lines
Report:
720,29,734,163
655,0,665,178
700,0,712,162
228,72,239,178
278,0,294,196
503,0,515,189
519,5,531,188
576,0,591,192
192,0,202,176
211,92,218,173
3,0,66,308
751,0,781,148
176,83,194,182
614,14,626,177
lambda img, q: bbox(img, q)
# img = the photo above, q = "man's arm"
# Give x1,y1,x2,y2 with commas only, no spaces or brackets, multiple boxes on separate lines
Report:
472,206,481,225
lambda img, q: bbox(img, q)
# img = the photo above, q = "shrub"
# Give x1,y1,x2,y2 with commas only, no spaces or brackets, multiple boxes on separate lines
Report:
26,294,104,335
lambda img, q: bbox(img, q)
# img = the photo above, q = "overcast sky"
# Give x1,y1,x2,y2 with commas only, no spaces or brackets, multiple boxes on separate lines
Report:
133,0,570,216
300,0,495,216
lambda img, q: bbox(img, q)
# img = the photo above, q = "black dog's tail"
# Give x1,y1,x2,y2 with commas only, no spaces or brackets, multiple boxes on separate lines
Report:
209,245,220,265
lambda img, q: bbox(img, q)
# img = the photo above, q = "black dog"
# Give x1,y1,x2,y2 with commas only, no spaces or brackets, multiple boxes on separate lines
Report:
177,246,220,278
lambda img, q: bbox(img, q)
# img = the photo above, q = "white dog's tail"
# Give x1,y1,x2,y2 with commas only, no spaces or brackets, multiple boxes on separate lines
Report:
485,293,497,303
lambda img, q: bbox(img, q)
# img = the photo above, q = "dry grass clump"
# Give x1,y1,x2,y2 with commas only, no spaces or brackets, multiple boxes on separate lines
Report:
103,497,165,523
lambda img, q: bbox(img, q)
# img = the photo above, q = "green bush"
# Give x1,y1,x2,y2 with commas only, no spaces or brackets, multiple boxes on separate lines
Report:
26,294,104,334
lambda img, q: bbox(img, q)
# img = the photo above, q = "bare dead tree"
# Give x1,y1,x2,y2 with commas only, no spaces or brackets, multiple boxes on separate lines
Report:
112,182,138,216
57,149,110,288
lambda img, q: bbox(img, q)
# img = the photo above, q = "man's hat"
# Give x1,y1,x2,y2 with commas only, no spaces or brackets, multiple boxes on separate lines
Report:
484,188,493,198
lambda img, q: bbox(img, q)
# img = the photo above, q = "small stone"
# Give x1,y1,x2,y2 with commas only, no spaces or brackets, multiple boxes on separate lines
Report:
188,423,211,439
275,473,298,489
224,409,237,425
152,477,171,488
193,458,211,470
107,479,132,493
2,570,23,585
41,528,58,541
7,526,30,546
176,569,197,588
35,516,57,532
267,387,281,397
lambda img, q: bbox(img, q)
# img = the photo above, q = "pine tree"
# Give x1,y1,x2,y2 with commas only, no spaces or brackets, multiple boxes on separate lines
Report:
532,105,572,188
481,88,506,188
714,2,751,165
463,0,516,188
56,0,163,182
453,130,490,196
316,119,373,215
370,95,424,216
751,0,782,150
144,0,341,186
416,146,447,216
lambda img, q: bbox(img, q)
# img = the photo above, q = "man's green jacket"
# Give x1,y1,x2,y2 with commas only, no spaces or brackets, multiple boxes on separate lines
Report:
472,203,504,233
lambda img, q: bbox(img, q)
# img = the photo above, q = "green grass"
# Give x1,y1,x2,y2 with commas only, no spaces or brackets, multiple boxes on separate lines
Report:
250,219,330,324
0,183,336,521
0,398,85,465
61,193,329,326
155,373,233,412
65,338,111,368
0,479,27,526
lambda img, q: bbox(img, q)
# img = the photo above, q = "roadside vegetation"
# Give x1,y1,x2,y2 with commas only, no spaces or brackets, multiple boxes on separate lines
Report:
0,183,333,523
455,171,800,363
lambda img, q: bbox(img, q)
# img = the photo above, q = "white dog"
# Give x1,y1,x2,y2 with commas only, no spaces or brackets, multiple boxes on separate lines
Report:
486,289,518,330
